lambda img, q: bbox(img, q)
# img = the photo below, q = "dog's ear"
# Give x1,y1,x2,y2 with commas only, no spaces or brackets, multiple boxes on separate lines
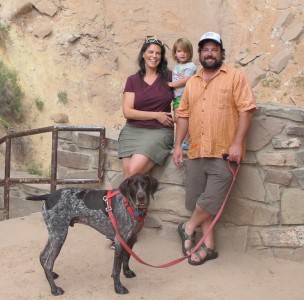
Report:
118,177,130,197
147,175,159,199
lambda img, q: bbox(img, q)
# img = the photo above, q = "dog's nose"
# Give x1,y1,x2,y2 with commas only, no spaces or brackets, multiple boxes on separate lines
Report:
136,192,146,203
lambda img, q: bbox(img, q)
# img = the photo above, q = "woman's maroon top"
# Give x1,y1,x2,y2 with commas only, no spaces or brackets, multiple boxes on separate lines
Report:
123,72,173,129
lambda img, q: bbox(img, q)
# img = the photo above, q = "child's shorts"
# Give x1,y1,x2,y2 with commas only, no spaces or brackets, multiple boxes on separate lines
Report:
173,96,182,110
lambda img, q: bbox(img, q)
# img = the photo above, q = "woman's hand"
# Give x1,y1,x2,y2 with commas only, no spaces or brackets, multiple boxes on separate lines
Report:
156,112,174,127
123,93,173,127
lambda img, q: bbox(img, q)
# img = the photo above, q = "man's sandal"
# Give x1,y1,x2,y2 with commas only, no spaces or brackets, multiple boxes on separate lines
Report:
188,243,218,266
178,223,196,255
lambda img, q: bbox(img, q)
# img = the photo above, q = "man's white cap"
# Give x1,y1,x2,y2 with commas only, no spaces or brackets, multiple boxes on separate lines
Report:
198,32,223,46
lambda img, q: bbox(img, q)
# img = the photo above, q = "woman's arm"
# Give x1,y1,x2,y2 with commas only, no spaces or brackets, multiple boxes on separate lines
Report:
122,92,174,126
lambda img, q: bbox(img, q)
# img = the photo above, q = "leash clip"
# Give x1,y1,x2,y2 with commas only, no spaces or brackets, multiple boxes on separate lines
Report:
103,195,112,212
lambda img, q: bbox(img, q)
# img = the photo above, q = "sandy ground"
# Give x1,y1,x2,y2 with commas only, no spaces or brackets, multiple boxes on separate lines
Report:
1,213,304,300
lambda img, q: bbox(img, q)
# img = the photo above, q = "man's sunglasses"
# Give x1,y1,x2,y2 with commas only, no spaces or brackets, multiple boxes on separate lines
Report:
145,36,163,46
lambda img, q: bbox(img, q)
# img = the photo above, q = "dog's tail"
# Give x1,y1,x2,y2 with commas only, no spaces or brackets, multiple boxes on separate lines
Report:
26,194,49,201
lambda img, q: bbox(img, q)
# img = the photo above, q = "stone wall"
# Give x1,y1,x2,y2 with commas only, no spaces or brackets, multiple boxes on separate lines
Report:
57,104,304,263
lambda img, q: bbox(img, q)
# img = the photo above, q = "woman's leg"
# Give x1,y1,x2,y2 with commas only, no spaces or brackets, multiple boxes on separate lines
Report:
122,154,155,178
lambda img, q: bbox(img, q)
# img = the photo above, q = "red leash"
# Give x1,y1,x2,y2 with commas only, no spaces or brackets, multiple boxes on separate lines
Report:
106,161,240,268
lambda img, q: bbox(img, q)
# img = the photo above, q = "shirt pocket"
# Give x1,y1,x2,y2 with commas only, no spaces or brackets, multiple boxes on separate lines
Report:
216,88,233,108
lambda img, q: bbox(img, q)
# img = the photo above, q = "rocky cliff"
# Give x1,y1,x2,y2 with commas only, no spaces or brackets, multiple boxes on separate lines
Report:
0,0,303,170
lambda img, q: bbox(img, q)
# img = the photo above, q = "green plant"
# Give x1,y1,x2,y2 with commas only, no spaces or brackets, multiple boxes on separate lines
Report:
0,61,24,123
57,90,68,105
0,22,10,47
293,75,304,87
26,163,43,176
35,97,44,111
262,77,281,88
43,165,51,178
262,79,273,87
0,116,12,127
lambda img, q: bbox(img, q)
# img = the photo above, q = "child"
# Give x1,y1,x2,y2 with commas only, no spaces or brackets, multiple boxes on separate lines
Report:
168,38,196,150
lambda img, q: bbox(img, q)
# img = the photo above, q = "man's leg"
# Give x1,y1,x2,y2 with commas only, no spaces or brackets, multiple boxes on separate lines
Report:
181,159,208,253
186,213,215,263
189,158,235,263
183,204,212,254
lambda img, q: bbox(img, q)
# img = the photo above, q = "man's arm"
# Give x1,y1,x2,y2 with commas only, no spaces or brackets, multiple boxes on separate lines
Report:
228,108,255,164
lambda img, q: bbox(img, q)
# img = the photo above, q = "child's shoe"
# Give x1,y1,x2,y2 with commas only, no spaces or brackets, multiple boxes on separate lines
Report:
181,140,189,151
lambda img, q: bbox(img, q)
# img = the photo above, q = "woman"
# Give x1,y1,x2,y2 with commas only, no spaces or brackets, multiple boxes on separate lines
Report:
118,36,174,178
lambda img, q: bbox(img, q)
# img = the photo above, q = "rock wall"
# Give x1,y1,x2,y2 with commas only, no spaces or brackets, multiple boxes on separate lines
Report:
55,104,304,263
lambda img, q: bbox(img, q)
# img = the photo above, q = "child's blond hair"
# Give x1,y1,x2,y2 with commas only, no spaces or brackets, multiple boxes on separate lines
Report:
172,38,193,63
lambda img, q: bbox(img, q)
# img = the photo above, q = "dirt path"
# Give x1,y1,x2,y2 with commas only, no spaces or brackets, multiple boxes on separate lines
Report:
1,213,303,300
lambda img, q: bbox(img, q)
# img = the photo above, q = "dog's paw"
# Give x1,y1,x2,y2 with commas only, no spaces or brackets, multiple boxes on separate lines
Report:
124,269,136,278
51,286,64,296
115,284,129,294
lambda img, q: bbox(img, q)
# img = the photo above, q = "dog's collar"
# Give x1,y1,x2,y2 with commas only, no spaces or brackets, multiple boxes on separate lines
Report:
123,196,146,222
105,190,145,223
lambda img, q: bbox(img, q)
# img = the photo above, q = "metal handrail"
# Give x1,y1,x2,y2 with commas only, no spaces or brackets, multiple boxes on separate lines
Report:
0,125,105,220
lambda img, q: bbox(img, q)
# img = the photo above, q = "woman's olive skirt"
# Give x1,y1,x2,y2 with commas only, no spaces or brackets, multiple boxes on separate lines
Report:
118,124,174,165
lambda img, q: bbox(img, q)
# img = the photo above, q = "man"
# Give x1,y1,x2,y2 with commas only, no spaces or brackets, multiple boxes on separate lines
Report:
173,32,257,265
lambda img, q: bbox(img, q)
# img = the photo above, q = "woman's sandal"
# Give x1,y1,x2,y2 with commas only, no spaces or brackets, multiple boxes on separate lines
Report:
178,223,196,255
188,243,218,266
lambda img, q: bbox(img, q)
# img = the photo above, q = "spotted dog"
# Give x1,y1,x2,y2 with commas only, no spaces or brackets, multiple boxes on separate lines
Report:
26,174,159,295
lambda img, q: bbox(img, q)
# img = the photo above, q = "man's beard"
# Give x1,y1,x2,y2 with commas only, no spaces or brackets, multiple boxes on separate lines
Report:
200,56,224,70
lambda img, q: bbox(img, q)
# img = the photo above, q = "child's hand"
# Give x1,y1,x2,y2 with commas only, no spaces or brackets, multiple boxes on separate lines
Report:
167,82,173,87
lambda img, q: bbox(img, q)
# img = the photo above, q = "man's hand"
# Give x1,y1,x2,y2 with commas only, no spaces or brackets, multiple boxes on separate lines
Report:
173,146,184,168
228,143,242,164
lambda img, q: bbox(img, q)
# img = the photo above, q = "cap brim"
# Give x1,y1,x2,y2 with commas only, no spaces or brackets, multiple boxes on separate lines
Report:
198,38,222,46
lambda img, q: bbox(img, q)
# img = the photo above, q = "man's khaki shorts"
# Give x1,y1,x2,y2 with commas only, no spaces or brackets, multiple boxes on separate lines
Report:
185,158,237,215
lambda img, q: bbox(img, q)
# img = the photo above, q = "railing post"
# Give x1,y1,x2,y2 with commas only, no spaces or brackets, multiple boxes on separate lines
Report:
3,137,11,220
50,127,59,193
98,129,105,179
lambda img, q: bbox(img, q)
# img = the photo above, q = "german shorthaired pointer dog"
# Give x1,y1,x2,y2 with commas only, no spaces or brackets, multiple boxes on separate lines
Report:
26,174,159,295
